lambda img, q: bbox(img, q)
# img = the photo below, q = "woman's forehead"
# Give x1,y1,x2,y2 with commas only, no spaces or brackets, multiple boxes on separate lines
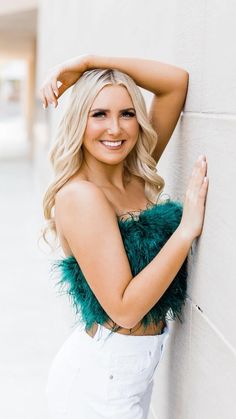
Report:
91,84,133,108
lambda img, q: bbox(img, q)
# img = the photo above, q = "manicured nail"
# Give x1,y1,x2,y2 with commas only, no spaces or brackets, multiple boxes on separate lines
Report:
43,104,46,109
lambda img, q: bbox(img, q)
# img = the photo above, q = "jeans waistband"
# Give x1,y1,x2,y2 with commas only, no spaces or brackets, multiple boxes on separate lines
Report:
91,321,170,352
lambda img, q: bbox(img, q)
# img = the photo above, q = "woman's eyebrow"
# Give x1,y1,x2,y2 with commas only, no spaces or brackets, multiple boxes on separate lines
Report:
89,107,136,113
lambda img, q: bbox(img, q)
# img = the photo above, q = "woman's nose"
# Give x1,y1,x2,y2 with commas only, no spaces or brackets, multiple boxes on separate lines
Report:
106,119,121,136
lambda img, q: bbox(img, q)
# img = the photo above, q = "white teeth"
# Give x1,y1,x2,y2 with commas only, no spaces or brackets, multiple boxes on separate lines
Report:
101,141,123,146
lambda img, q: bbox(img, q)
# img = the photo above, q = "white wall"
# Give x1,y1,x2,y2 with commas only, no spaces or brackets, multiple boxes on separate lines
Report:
36,1,236,418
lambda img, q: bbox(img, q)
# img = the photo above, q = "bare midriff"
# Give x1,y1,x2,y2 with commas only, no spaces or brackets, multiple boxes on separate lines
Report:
85,318,166,338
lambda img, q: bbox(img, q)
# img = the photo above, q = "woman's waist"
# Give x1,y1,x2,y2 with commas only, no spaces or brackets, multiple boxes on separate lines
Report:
85,318,166,338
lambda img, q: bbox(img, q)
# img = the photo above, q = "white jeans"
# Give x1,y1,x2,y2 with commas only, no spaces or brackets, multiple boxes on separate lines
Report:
46,321,170,419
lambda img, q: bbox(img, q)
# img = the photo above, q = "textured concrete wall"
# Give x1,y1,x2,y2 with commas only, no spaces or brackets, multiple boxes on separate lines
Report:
36,1,236,418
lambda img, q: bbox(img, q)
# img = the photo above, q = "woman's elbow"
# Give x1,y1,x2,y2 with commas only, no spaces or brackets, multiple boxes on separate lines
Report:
115,313,140,330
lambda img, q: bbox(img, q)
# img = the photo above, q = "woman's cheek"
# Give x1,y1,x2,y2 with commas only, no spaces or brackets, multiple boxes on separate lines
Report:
87,123,105,138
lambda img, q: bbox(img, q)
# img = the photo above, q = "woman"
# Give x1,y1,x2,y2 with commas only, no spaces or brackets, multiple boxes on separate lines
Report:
40,55,208,419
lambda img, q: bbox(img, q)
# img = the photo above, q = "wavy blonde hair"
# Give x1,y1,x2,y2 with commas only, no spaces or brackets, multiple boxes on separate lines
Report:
40,68,165,250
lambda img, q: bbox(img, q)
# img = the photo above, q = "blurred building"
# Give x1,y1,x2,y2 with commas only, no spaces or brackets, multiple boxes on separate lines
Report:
0,1,37,157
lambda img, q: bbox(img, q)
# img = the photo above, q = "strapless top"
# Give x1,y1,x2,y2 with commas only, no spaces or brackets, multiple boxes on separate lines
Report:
51,198,189,330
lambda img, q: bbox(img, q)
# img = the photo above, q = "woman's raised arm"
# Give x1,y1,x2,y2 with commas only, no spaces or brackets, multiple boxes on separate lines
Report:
40,54,189,163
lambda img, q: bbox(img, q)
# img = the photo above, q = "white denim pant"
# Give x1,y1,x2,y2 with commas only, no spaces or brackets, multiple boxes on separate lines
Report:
46,320,170,419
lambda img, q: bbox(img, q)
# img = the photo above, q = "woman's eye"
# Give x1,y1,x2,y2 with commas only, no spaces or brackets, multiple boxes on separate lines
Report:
122,112,136,118
92,112,106,118
91,111,135,118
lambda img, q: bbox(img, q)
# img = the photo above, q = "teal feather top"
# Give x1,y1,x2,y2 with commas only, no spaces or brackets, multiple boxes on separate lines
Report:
51,199,188,330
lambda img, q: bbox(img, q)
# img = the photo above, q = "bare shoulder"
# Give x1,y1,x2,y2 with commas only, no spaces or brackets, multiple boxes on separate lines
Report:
55,178,116,232
56,178,105,204
54,177,133,328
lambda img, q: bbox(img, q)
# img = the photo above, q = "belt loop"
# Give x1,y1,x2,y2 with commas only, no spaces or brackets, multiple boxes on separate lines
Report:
94,324,114,347
160,321,170,354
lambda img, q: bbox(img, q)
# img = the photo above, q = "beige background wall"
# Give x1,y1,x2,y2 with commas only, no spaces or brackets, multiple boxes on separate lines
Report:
36,1,236,418
0,0,37,14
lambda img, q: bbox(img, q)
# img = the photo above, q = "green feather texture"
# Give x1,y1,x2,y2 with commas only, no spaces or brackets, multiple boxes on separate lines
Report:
51,199,189,330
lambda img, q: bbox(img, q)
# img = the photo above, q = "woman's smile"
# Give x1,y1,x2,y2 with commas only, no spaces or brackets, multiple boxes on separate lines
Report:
99,139,126,150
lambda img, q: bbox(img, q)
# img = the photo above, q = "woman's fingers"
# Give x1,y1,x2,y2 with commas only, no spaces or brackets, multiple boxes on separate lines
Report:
44,83,57,106
199,176,209,200
181,155,209,240
39,87,48,108
52,76,59,98
39,74,60,108
39,56,89,108
41,81,67,107
48,84,58,108
188,156,207,191
40,83,57,108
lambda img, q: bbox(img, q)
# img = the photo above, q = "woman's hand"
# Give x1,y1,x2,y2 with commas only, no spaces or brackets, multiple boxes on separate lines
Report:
39,54,90,108
179,155,209,241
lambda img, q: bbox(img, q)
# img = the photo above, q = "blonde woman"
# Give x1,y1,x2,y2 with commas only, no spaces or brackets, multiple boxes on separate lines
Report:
40,55,208,419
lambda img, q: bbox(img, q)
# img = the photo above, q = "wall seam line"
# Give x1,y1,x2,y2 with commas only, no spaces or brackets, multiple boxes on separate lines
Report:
187,297,236,355
183,111,236,120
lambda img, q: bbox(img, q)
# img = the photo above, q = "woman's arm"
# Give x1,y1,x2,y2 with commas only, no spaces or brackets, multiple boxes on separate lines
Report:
121,226,191,328
88,55,188,96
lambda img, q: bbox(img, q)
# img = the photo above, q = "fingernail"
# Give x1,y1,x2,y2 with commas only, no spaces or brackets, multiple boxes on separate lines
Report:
43,104,46,109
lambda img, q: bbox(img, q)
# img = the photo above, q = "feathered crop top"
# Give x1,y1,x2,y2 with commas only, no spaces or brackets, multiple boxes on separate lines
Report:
51,199,189,330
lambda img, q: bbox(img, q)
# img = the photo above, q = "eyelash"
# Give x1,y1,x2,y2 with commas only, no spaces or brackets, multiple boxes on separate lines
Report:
92,111,135,118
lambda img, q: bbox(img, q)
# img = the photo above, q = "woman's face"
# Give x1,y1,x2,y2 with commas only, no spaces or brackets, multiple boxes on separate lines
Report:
82,84,139,165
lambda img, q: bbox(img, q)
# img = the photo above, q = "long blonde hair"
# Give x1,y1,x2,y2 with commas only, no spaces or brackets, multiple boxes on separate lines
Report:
41,68,165,250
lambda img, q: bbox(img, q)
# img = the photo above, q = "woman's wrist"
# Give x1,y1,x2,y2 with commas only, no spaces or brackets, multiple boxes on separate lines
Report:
61,54,92,74
86,54,111,71
82,54,94,71
175,225,195,246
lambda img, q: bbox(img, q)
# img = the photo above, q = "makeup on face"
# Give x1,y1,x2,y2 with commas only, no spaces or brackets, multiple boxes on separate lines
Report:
83,85,139,157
